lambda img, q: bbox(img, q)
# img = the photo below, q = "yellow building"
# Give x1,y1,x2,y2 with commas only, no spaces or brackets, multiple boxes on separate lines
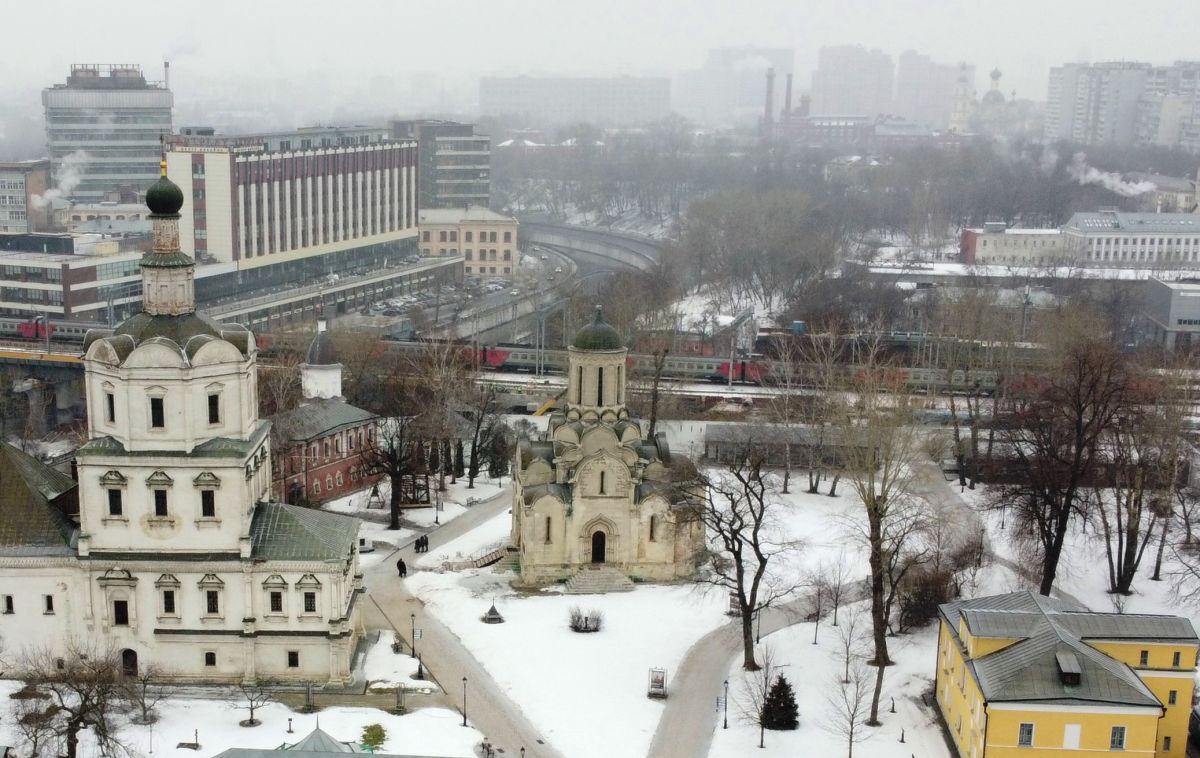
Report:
417,206,519,279
937,592,1198,758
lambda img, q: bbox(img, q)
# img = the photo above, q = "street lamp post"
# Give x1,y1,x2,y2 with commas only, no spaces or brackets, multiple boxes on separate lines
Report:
462,677,468,727
410,613,416,659
723,679,729,729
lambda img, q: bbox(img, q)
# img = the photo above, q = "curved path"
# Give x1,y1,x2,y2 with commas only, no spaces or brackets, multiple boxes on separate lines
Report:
360,487,565,758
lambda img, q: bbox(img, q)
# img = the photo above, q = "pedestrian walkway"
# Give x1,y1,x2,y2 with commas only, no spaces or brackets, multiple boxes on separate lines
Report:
360,488,565,758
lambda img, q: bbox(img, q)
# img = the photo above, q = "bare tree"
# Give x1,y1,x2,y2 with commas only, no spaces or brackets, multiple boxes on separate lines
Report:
734,643,783,750
257,351,304,417
17,640,132,758
824,661,874,758
239,681,275,727
682,452,803,670
991,338,1128,596
767,339,804,494
463,382,500,489
822,552,854,627
12,689,59,758
125,662,175,725
361,414,423,530
833,336,921,725
835,605,866,685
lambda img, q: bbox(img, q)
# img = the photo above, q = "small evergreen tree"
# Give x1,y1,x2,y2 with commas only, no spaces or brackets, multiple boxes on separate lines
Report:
454,440,466,478
762,674,799,730
360,723,386,750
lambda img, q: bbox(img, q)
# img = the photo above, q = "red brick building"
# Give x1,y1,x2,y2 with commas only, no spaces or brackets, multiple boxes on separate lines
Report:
270,319,380,505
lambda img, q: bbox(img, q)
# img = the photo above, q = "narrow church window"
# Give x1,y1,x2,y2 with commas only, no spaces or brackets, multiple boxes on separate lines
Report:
599,471,606,495
107,489,123,516
2,595,12,614
287,651,300,668
153,490,168,517
43,595,53,614
545,516,552,543
597,367,605,405
206,590,220,615
150,397,165,428
207,393,220,424
162,590,175,615
577,366,583,402
105,392,115,423
204,652,216,667
269,592,283,613
304,592,317,613
113,600,129,626
201,490,216,518
649,515,657,542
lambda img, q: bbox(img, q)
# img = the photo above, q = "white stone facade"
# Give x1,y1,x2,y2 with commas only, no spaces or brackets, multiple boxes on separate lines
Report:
0,187,363,686
510,321,702,585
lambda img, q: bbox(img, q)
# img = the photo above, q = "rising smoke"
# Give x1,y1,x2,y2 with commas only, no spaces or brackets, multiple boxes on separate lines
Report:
1067,152,1156,197
30,149,88,208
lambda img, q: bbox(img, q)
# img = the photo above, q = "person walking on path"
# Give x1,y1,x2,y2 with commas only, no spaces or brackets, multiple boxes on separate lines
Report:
396,558,407,577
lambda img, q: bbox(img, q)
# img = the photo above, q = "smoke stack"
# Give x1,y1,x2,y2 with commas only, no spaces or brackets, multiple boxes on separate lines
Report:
764,67,776,127
783,73,793,121
164,60,170,89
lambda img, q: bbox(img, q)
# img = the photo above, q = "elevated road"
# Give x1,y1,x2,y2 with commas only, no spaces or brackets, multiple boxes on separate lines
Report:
519,221,662,273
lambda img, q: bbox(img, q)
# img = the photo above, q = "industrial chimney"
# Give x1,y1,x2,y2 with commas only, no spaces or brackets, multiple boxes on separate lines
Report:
764,67,776,132
783,73,793,122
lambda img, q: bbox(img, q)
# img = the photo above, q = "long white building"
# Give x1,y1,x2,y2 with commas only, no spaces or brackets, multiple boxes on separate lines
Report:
0,168,364,685
1063,210,1200,266
165,129,418,285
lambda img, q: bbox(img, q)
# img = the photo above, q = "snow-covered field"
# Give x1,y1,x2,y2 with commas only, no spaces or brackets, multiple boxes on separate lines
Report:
406,570,728,758
0,679,480,758
710,614,947,758
362,633,439,693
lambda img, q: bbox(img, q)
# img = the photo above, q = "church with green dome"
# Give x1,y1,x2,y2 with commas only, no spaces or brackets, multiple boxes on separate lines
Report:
508,307,702,588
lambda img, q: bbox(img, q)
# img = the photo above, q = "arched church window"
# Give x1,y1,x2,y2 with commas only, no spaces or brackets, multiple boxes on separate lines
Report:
577,366,583,403
599,470,606,495
597,367,604,406
545,516,552,543
649,515,657,542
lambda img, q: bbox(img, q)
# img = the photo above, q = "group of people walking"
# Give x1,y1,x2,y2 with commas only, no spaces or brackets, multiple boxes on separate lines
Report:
396,535,433,578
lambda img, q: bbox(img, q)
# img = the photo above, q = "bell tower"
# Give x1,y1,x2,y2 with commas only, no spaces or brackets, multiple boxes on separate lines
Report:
566,306,628,423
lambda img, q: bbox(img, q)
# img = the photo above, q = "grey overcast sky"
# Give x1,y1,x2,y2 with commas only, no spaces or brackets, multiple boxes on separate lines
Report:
3,0,1198,106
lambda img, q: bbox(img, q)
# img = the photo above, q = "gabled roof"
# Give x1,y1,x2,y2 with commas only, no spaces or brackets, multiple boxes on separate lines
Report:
250,503,360,561
0,442,77,556
288,727,356,752
940,591,1197,708
272,399,375,442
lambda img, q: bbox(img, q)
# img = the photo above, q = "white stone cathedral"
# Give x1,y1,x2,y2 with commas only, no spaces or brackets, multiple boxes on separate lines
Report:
510,308,702,587
0,164,363,685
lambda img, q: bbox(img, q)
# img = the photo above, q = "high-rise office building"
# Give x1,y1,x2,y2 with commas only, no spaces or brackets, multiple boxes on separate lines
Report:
164,127,417,285
809,46,894,117
42,64,173,203
479,76,671,126
390,120,490,209
894,51,972,130
1043,62,1150,146
0,159,51,232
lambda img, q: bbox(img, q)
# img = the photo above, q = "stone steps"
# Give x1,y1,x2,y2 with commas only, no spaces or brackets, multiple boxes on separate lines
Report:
565,565,636,594
492,547,521,574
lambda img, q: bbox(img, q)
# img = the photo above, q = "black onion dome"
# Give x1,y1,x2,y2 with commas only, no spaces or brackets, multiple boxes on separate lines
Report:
145,163,184,216
113,311,224,347
573,306,623,351
305,329,339,365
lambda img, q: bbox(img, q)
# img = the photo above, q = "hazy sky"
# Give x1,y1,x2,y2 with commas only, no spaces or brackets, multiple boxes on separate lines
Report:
4,0,1199,108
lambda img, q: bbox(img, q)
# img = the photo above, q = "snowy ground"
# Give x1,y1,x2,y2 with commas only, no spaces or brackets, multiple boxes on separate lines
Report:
406,570,728,758
417,510,513,569
324,478,509,560
0,679,480,758
362,633,439,693
709,612,947,758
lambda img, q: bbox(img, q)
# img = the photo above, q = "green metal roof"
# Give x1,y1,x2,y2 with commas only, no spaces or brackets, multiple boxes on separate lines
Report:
76,422,270,459
272,399,375,442
0,442,77,556
572,306,623,350
250,502,360,561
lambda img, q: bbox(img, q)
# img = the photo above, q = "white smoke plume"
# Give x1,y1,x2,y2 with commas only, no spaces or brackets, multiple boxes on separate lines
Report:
1039,147,1059,176
1067,152,1156,197
30,149,88,208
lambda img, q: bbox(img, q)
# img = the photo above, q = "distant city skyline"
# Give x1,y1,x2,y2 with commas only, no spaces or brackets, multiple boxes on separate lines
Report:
3,0,1199,106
